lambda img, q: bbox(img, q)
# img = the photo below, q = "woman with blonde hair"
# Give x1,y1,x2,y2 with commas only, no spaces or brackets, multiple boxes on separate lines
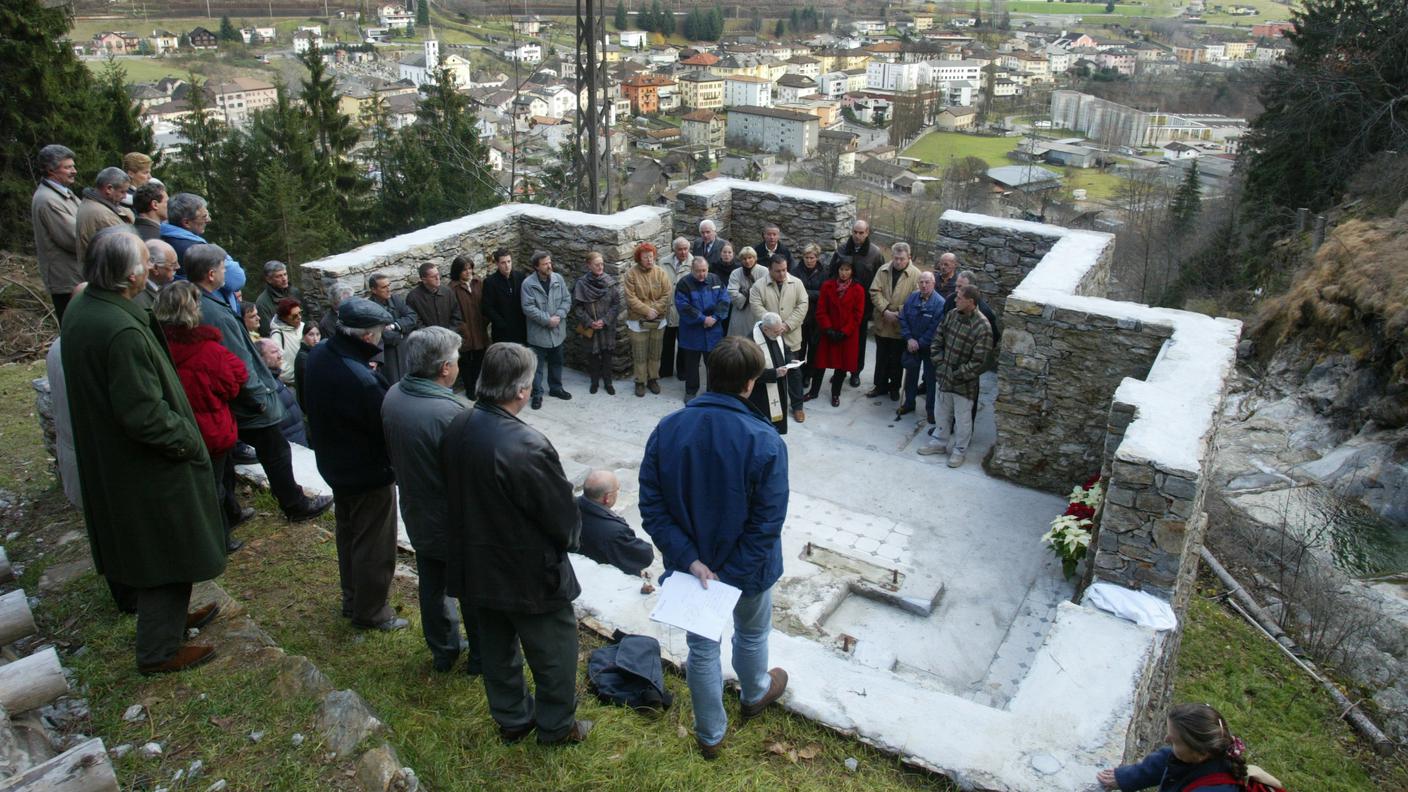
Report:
726,245,762,337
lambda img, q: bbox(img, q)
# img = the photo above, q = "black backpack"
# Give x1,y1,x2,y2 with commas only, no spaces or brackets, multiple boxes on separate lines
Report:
587,631,673,712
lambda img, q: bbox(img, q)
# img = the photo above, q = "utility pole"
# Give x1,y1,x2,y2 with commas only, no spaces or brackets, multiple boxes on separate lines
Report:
575,0,610,212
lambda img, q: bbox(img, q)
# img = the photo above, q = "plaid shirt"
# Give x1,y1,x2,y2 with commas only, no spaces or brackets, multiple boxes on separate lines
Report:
930,307,993,400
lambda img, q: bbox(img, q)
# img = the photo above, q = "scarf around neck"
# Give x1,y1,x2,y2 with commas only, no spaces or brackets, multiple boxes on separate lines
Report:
574,271,611,304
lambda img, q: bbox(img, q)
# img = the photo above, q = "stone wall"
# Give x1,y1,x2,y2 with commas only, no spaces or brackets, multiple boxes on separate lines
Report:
299,204,673,375
673,178,855,255
933,216,1062,317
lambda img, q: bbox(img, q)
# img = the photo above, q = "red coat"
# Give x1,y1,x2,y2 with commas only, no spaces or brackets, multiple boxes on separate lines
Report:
814,278,866,371
163,325,246,456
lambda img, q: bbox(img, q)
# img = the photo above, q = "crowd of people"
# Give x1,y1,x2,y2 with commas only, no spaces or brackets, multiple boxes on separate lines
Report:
30,142,1109,766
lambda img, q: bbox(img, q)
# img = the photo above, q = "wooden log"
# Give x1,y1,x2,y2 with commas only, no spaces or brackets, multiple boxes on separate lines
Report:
0,591,37,647
0,737,117,792
0,548,12,585
0,648,67,714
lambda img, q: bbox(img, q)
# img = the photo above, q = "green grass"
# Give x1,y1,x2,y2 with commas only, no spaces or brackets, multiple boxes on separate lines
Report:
1063,167,1126,201
1176,589,1408,792
903,130,1019,169
1005,0,1168,15
0,361,51,498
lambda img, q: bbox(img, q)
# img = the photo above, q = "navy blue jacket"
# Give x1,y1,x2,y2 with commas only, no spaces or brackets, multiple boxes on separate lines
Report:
899,290,945,366
673,273,730,352
577,495,654,576
303,334,394,493
1114,747,1238,792
639,392,789,596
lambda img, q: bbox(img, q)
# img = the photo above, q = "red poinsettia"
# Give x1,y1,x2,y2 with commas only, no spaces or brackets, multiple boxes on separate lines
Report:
1082,473,1102,490
1064,502,1096,520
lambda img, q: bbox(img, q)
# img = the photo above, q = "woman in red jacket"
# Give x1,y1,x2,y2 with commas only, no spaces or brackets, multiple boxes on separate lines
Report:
808,259,867,407
155,282,249,552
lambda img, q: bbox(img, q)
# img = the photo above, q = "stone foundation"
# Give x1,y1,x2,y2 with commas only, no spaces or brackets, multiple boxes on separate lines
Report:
672,178,855,255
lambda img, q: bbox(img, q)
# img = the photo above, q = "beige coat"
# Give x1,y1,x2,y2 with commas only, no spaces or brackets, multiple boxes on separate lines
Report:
751,273,809,350
30,181,82,294
868,263,921,339
666,255,693,326
75,194,135,272
623,263,674,322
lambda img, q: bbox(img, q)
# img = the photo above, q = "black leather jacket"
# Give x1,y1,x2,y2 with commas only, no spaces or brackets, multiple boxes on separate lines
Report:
442,401,581,613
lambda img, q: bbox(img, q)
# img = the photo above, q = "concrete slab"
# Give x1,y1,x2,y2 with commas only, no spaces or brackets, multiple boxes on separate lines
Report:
234,343,1157,790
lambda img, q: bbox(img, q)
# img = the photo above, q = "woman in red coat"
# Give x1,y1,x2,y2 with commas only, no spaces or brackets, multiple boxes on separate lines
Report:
155,282,249,552
809,259,867,406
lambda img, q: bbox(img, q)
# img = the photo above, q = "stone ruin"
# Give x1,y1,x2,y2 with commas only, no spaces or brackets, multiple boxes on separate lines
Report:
37,179,1241,791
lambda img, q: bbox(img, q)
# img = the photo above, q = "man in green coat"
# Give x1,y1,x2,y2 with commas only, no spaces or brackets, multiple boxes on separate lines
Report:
60,228,226,674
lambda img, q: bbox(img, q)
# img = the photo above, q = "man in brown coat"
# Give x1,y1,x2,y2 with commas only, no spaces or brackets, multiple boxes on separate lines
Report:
76,167,135,268
406,262,460,331
30,144,82,323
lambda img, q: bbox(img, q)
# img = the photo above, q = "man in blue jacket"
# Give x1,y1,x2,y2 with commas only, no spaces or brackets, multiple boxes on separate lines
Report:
639,335,790,759
161,193,245,314
897,270,944,424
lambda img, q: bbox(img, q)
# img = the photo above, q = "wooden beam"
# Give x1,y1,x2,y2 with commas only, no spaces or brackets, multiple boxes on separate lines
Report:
0,737,117,792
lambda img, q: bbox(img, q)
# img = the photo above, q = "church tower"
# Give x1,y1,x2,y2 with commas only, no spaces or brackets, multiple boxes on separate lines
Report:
423,27,439,72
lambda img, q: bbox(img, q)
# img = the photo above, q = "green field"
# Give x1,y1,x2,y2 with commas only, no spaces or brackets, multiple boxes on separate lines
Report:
1006,1,1167,16
904,131,1128,202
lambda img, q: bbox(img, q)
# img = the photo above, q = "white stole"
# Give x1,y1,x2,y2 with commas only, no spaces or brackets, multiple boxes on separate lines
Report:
752,323,784,424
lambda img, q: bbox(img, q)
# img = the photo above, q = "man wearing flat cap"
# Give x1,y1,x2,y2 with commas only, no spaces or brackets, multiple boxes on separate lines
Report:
304,297,408,631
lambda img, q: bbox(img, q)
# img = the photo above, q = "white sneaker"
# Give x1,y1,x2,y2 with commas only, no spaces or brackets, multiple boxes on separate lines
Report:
917,442,948,456
946,452,966,468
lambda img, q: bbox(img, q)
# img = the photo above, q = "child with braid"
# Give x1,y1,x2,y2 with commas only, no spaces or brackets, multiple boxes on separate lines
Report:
1097,703,1285,791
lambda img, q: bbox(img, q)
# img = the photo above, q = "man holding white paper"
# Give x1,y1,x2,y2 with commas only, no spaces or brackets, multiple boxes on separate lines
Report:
639,335,791,759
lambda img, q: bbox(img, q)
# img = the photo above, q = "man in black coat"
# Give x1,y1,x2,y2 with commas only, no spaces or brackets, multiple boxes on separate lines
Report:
576,470,653,576
482,248,529,344
828,219,885,387
441,343,591,745
754,223,793,270
304,298,407,632
692,219,730,280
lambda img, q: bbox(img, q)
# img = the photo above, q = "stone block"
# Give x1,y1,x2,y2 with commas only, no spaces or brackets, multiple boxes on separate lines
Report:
1160,474,1198,501
1112,460,1155,487
1135,491,1170,513
1150,520,1187,553
317,690,384,759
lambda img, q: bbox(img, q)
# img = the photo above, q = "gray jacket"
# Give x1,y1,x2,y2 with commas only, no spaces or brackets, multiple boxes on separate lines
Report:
30,181,81,295
521,271,572,348
381,381,467,560
199,288,284,429
369,292,419,383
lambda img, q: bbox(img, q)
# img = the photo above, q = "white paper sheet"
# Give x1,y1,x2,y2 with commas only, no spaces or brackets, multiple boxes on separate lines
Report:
649,573,742,641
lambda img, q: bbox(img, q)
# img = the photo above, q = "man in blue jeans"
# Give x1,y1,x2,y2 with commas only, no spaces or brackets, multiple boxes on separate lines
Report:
639,335,791,758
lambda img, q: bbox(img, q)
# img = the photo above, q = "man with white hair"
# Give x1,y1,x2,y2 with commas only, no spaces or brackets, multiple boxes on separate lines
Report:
305,297,407,632
31,144,82,323
319,282,356,339
162,192,246,314
382,326,480,671
134,238,179,310
692,219,730,279
75,166,134,270
662,236,695,380
61,227,225,673
749,312,795,435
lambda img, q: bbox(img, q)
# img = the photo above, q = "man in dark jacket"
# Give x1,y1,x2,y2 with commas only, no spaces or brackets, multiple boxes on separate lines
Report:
442,343,591,745
692,219,729,279
132,182,166,242
404,261,460,331
828,220,885,386
255,260,303,336
61,229,224,673
482,249,528,344
304,297,407,632
576,470,653,576
366,273,418,384
381,326,481,672
187,245,331,524
639,336,790,758
753,223,793,270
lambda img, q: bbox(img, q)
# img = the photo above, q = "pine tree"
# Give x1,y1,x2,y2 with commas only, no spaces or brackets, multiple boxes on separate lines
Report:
300,48,368,236
164,76,227,200
615,0,629,30
636,6,654,32
95,62,156,170
416,0,430,27
654,1,673,36
710,7,724,39
219,15,240,42
774,18,784,37
1169,160,1202,232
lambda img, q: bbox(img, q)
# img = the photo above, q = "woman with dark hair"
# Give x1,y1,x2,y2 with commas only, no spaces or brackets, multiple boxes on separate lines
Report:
448,254,488,398
571,251,622,395
156,281,250,553
1097,703,1282,791
294,323,320,412
808,259,866,407
268,297,304,384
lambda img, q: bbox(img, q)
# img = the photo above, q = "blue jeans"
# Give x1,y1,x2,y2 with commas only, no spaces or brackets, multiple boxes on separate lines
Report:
685,587,774,746
902,353,936,418
530,343,564,399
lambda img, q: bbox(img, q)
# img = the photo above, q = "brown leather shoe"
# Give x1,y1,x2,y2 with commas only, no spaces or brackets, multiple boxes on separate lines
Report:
498,722,535,743
740,667,788,719
138,644,216,675
185,603,220,630
635,382,646,398
792,409,805,423
646,379,661,394
697,735,724,760
540,719,593,745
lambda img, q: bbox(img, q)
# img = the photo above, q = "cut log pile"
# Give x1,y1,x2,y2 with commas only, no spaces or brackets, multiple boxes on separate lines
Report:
0,548,119,792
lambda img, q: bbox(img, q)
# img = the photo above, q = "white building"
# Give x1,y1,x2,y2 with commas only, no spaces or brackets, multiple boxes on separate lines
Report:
918,59,983,85
378,4,414,31
853,19,886,35
206,77,278,127
817,71,849,99
723,75,772,108
775,74,818,104
866,60,921,91
292,28,324,54
617,30,647,49
725,105,819,158
503,42,542,63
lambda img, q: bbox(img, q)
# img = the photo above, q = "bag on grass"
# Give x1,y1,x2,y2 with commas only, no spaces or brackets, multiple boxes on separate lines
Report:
587,631,673,712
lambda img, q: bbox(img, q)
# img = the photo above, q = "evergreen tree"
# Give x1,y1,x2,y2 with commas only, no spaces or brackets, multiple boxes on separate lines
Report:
300,48,369,235
654,1,673,36
774,18,784,37
615,0,629,30
1169,160,1202,232
416,0,430,27
636,6,654,32
1,0,149,251
95,63,156,167
219,15,240,42
711,7,724,38
163,77,227,201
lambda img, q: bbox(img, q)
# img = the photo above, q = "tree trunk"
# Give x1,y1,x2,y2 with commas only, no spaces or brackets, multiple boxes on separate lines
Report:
0,738,118,792
0,590,37,647
0,648,68,714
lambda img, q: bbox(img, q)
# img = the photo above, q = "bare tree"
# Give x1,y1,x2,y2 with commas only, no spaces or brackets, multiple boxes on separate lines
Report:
940,156,989,213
